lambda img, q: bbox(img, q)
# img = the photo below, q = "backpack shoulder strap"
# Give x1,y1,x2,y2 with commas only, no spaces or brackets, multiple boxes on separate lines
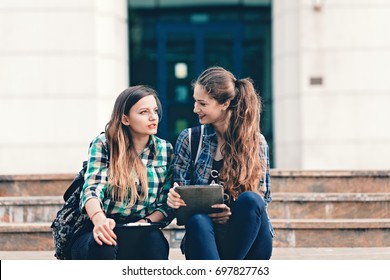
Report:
63,132,108,202
63,161,87,201
189,125,204,163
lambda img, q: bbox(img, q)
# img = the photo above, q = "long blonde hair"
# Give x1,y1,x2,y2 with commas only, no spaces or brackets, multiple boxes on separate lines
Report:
195,67,264,199
105,85,162,205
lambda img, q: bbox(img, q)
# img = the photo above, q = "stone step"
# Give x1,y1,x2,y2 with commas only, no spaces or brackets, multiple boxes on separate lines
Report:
0,196,63,223
2,193,389,223
269,192,390,219
2,170,390,197
2,247,390,260
0,174,72,197
1,219,389,251
271,170,390,193
0,222,185,251
273,219,390,248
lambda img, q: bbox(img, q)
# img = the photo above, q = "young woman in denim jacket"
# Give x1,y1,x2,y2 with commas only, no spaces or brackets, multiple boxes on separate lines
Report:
71,86,174,260
167,67,273,260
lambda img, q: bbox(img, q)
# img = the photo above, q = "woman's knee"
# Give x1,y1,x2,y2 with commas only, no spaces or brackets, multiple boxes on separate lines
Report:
185,213,214,233
142,229,169,247
186,213,212,227
236,191,265,210
140,229,169,259
72,232,118,259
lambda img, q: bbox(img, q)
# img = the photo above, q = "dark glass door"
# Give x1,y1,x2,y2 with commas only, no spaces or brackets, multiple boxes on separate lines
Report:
156,23,243,143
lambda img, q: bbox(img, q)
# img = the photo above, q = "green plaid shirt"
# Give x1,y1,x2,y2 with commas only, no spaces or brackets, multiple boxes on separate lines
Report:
80,133,174,223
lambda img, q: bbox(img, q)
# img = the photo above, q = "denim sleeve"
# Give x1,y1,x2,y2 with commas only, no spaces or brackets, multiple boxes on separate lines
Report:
260,134,272,206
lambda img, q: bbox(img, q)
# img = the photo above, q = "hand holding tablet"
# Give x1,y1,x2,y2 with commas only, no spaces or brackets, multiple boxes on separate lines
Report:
174,185,224,226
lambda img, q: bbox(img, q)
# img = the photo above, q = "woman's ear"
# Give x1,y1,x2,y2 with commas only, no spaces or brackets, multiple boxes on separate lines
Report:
221,100,231,111
122,114,130,125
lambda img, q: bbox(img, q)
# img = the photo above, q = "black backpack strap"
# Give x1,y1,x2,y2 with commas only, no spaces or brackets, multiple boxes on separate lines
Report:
63,132,107,202
63,161,87,201
190,126,199,163
188,125,203,184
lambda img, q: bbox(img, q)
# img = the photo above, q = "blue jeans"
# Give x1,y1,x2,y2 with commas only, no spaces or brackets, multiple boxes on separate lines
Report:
184,191,273,260
71,226,169,260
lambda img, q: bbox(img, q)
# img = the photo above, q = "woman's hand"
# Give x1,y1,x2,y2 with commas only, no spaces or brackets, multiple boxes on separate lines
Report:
92,215,117,246
167,183,186,209
209,204,232,224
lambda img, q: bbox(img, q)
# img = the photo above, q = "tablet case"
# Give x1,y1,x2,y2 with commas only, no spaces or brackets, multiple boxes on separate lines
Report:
175,185,224,226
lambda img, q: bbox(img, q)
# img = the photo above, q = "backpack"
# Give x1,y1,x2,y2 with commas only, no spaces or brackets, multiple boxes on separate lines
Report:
50,161,90,260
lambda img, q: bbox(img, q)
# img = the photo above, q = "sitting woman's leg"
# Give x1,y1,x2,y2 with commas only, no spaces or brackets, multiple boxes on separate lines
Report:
71,231,118,260
221,191,273,260
114,227,169,260
137,228,169,260
185,213,220,260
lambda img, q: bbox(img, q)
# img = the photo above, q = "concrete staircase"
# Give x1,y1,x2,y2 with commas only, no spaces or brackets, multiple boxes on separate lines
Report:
269,170,390,247
1,170,390,251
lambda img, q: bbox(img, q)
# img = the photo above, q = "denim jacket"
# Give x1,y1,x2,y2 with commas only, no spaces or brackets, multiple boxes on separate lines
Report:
173,124,272,207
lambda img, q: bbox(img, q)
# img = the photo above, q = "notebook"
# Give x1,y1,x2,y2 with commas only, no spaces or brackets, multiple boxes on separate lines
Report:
116,222,165,228
174,185,224,226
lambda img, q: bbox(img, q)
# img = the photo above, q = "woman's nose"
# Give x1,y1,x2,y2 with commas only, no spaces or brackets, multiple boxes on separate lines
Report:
193,103,199,113
149,111,158,120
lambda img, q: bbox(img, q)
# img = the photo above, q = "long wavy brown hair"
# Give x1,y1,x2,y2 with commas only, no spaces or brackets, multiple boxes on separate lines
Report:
195,67,264,199
105,85,162,205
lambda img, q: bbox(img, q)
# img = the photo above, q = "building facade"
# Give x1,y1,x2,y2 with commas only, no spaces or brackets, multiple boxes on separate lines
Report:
0,0,389,174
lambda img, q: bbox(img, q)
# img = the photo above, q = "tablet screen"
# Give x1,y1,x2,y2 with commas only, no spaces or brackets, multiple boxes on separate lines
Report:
174,185,224,226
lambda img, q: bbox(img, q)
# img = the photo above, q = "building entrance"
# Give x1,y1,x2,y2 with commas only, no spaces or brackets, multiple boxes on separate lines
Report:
129,4,273,163
156,22,243,140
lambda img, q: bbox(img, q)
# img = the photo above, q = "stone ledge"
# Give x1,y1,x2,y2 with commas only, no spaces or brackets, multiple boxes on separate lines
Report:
272,192,390,202
0,196,64,205
3,219,390,233
2,170,390,180
2,220,390,249
2,170,390,196
0,174,74,182
3,192,390,205
271,170,390,177
273,219,390,229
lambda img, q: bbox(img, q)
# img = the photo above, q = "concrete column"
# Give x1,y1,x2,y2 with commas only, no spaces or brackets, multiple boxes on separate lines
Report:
273,0,390,169
0,0,129,174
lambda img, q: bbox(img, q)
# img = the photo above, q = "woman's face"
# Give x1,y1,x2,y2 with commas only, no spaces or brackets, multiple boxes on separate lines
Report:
122,95,159,137
193,84,230,126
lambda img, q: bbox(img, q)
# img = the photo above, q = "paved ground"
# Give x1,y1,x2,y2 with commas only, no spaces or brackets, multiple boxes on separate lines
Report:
1,247,389,260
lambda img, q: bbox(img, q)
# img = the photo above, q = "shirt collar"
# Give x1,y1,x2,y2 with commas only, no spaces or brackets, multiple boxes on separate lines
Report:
203,124,217,138
140,135,157,157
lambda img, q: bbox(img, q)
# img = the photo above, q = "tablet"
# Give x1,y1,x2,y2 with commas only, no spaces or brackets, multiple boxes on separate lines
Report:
174,185,224,226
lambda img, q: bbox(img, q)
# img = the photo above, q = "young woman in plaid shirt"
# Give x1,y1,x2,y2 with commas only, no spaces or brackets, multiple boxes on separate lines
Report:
71,85,174,259
167,67,274,260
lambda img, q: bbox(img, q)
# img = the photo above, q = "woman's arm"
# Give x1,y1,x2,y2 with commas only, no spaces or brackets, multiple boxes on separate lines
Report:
81,134,117,246
260,134,272,206
85,198,117,246
168,129,193,209
173,128,192,185
80,134,109,210
152,141,176,223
